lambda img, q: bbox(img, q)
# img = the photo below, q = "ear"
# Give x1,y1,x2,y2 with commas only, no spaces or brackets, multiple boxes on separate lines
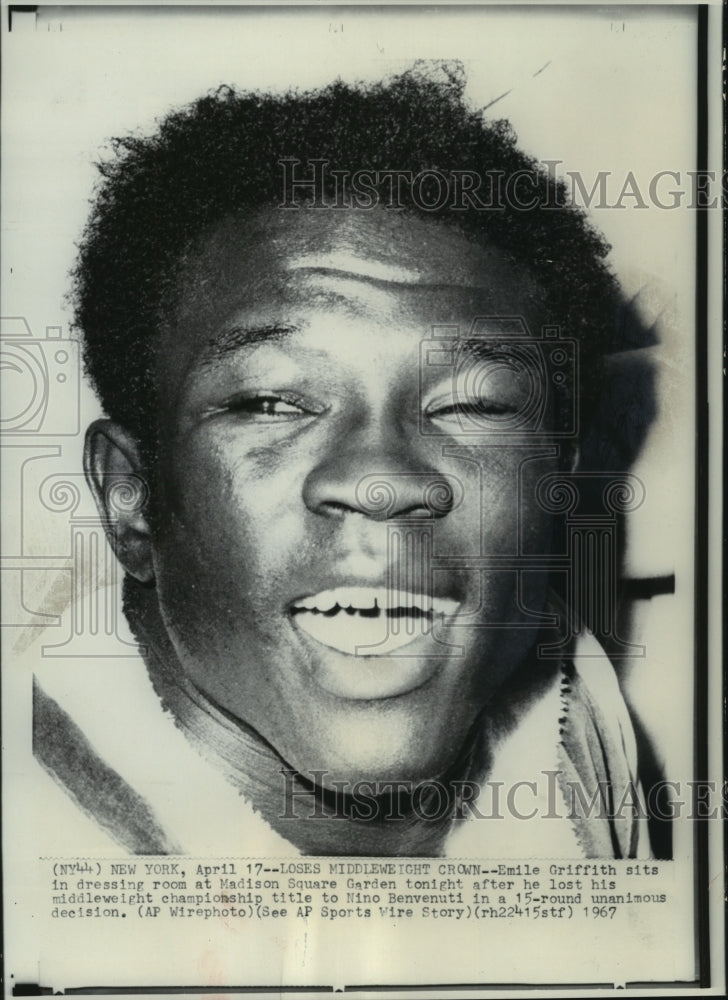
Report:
83,419,154,583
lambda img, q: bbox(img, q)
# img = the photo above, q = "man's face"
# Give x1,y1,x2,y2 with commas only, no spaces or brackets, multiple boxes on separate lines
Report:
147,207,559,786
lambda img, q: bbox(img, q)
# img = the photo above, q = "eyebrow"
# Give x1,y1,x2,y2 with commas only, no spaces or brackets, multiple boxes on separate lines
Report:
198,323,299,368
456,337,542,361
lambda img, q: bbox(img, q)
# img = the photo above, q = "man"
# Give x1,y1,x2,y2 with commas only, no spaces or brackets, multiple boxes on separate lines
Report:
33,67,655,856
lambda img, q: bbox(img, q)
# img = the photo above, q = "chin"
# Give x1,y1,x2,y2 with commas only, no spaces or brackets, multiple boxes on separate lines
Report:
292,713,467,792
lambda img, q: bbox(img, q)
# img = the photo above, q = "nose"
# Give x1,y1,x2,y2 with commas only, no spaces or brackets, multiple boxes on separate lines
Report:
302,418,456,521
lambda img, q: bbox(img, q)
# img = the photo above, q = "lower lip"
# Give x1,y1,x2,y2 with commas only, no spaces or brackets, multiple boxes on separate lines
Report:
289,610,457,700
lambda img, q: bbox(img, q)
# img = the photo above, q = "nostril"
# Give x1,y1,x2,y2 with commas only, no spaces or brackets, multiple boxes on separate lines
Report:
315,496,440,521
392,506,437,519
317,499,361,518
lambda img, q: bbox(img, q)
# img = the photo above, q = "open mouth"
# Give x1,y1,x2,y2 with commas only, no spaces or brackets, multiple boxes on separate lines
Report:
290,586,459,656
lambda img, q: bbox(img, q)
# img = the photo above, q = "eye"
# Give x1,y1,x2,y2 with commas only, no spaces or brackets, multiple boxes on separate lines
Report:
223,393,317,419
428,396,515,418
426,393,517,422
426,354,536,427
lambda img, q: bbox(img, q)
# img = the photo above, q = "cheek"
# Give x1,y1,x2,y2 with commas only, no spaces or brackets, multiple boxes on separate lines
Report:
150,437,305,629
518,455,560,554
157,432,297,546
442,447,556,554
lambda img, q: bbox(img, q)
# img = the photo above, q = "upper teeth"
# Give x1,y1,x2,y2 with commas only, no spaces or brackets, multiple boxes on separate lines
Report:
291,587,458,616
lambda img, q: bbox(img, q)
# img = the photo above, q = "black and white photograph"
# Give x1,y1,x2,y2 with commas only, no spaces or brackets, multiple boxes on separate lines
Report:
2,2,723,994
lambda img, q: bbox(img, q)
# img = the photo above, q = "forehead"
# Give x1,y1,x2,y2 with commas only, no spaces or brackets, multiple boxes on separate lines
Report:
157,207,549,386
